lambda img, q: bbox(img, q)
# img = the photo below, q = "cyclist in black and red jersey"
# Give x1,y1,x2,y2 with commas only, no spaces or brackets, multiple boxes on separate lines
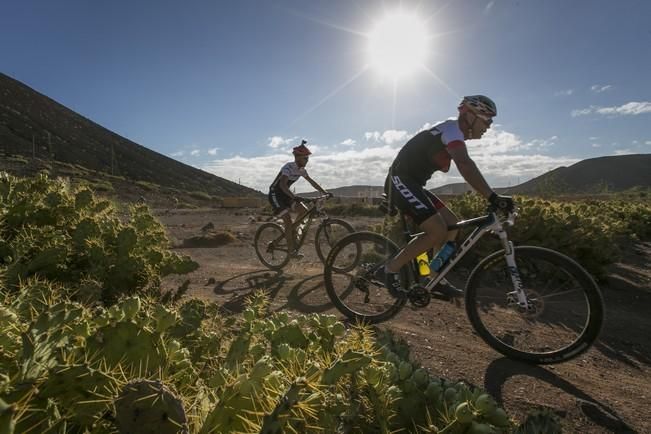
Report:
382,95,514,297
268,140,330,257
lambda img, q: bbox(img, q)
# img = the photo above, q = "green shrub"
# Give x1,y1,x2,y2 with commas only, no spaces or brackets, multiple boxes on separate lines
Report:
370,192,651,280
188,190,212,201
135,180,160,191
326,202,383,217
0,172,198,303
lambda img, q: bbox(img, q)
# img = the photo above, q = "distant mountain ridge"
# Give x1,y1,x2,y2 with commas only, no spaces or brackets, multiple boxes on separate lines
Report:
501,154,651,194
302,185,385,198
303,154,651,198
0,72,259,198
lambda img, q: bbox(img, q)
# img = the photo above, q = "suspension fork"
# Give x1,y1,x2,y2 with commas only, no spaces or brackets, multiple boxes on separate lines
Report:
497,230,531,308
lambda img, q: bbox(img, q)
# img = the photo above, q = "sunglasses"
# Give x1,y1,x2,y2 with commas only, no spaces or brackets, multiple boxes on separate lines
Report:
474,112,493,126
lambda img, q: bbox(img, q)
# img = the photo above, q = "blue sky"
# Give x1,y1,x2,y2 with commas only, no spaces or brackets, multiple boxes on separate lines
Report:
2,0,650,192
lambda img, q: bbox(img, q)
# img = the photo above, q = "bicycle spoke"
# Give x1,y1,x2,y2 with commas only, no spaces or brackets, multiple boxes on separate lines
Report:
254,223,290,269
324,232,406,322
467,247,602,362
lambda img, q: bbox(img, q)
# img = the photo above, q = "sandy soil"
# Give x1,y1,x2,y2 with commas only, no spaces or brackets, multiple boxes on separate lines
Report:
157,207,651,434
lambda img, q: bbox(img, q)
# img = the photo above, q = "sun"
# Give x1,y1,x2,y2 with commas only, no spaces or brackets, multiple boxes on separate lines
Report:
367,11,430,80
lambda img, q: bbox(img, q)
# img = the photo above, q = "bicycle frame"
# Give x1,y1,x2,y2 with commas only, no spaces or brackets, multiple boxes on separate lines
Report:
274,196,330,251
404,210,530,309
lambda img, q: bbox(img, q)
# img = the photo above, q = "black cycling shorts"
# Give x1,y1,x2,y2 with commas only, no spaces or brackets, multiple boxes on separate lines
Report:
385,174,446,225
268,189,293,216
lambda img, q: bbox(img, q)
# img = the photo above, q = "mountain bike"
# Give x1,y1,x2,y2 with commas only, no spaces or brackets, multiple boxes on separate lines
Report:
254,195,353,270
323,199,605,364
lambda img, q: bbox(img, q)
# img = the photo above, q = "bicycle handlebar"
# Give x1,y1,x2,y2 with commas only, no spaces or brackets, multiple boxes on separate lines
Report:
486,204,518,226
296,194,332,203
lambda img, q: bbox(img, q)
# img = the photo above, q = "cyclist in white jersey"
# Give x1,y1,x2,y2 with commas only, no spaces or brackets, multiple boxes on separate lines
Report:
268,141,330,257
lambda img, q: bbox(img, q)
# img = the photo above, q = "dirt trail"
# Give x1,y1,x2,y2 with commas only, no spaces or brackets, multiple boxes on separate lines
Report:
159,208,651,433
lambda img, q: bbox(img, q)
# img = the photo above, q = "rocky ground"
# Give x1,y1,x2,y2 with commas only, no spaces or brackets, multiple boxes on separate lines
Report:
158,207,651,434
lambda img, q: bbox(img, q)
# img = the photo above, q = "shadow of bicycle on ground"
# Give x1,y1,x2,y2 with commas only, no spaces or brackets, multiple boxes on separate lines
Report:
212,269,286,313
273,274,336,315
484,358,637,433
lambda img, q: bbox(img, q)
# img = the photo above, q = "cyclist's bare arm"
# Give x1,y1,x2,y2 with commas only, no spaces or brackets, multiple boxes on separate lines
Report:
448,146,493,198
304,174,327,195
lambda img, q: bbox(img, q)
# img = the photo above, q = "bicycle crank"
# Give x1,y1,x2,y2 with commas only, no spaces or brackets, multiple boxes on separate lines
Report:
408,285,430,308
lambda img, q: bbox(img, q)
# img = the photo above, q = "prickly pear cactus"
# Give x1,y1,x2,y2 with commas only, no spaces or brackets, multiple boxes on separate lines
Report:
39,364,115,426
0,397,16,434
0,173,198,303
87,321,163,370
514,408,562,434
115,379,188,434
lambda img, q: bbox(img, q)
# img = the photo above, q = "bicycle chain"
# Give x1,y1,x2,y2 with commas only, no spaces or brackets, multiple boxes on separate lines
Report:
408,285,430,308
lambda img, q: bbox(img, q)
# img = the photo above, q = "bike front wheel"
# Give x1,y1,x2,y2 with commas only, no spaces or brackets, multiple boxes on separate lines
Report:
324,231,408,323
314,218,354,263
254,222,290,270
465,246,604,364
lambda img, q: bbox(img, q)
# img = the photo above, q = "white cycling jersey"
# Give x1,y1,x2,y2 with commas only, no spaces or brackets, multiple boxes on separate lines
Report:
270,162,307,190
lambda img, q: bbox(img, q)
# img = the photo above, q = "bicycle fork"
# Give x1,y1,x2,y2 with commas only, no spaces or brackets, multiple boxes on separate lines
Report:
497,230,533,311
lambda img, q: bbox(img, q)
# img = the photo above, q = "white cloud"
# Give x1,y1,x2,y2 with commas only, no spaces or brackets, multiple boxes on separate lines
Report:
572,101,651,117
571,107,593,117
208,147,220,156
170,151,184,157
646,140,651,145
554,89,574,96
614,149,635,155
340,138,356,146
530,136,558,150
201,126,580,192
364,129,409,145
267,136,298,149
484,1,495,14
591,143,601,148
590,84,612,93
190,150,200,156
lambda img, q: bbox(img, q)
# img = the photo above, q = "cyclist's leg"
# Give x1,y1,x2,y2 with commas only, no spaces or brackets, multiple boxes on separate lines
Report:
280,213,295,253
269,189,295,252
385,175,447,273
421,191,463,298
424,190,459,241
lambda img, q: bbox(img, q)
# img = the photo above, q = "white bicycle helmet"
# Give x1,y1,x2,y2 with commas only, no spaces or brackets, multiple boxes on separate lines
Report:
459,95,497,117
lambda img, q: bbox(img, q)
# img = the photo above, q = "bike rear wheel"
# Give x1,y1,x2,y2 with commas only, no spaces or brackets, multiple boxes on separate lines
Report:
465,246,604,364
314,218,354,263
324,231,408,323
254,222,290,270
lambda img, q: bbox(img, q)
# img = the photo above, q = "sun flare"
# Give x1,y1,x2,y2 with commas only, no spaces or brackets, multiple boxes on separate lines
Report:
367,11,430,80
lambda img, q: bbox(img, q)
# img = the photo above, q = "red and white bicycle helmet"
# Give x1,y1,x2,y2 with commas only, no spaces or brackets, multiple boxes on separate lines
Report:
292,140,312,156
459,95,497,118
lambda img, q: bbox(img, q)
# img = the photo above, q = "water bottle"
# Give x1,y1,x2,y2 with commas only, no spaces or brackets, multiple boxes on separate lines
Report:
429,241,456,272
417,252,430,276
